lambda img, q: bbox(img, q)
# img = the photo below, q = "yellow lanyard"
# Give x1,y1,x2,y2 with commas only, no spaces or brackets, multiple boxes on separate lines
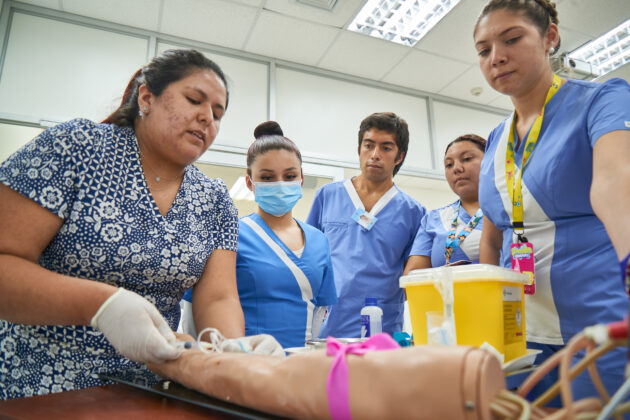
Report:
506,74,562,241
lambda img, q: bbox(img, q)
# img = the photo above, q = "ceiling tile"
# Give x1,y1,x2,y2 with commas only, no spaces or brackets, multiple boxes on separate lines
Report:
264,0,365,27
437,65,500,105
557,0,630,38
244,10,340,66
557,26,593,54
62,0,160,31
382,49,470,92
413,0,487,65
160,0,258,50
317,30,410,81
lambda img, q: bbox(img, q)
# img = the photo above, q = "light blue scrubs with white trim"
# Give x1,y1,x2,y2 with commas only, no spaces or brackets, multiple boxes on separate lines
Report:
307,178,425,338
183,213,337,349
410,201,483,267
236,214,337,348
479,78,630,404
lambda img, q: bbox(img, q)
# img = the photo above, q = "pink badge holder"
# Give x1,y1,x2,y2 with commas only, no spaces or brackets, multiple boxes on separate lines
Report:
511,241,535,294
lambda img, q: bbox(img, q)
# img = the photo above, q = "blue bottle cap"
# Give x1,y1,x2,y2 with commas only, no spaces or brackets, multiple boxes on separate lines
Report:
365,297,378,306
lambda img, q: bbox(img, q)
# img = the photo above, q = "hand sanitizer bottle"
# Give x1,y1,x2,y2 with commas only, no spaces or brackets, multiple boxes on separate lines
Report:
360,297,383,338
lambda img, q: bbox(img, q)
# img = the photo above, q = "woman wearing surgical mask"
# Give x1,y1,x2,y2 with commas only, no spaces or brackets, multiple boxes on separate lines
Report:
183,121,337,349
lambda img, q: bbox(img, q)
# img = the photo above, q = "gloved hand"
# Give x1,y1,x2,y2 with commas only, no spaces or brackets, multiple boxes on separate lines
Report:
220,334,285,356
90,288,183,364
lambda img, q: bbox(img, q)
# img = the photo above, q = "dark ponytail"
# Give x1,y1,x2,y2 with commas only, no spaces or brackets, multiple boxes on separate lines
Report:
103,49,229,126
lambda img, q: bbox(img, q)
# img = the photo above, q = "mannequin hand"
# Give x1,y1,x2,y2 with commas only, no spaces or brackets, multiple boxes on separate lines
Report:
220,334,285,356
90,288,183,364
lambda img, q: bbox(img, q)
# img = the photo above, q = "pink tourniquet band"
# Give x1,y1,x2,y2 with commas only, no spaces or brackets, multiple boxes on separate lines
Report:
325,333,400,420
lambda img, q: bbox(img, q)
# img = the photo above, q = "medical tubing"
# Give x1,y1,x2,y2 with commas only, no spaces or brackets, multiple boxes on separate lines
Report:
534,339,623,408
489,392,525,419
518,346,566,398
490,390,550,420
560,334,596,418
196,327,225,354
501,390,531,420
607,401,630,418
543,398,603,420
597,377,630,420
583,340,613,407
489,395,517,418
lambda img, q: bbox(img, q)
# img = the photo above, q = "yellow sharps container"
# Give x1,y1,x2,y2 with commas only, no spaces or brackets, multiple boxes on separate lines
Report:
400,264,529,362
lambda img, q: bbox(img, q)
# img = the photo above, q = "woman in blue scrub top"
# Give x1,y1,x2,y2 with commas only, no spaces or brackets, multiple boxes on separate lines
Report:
184,122,337,349
404,134,486,273
474,0,630,404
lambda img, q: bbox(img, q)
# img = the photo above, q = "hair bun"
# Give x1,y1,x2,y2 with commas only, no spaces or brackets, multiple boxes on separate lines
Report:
254,121,283,139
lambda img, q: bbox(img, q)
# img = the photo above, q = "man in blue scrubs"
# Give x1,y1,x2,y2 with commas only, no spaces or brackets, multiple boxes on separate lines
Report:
307,112,425,338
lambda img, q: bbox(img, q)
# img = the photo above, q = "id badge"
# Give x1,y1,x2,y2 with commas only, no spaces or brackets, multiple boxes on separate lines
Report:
511,242,535,294
351,208,377,231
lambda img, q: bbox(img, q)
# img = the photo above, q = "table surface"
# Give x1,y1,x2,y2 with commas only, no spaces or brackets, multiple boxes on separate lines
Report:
0,384,263,420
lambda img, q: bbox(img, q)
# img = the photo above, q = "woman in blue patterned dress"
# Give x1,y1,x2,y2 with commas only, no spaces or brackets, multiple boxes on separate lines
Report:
0,49,271,399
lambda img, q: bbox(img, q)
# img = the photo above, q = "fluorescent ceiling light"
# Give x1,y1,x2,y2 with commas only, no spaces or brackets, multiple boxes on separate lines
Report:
568,18,630,78
347,0,461,47
229,176,255,201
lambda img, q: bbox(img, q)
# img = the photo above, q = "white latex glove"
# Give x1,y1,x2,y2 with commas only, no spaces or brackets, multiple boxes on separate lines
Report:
90,288,183,364
220,334,285,356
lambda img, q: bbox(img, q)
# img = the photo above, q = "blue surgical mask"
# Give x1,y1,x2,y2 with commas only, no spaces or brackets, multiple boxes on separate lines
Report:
253,180,303,217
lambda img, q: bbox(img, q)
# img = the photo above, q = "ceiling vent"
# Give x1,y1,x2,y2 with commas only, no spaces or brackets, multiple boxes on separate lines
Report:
296,0,338,11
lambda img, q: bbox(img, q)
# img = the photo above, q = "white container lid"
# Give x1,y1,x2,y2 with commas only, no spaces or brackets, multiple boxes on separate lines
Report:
399,264,529,288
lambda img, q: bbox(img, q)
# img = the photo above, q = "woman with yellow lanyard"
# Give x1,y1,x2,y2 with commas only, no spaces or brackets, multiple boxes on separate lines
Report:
474,0,630,406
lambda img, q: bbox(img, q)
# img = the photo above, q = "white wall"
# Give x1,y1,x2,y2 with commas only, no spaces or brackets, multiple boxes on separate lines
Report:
0,123,43,163
276,67,433,171
0,12,148,124
433,101,508,157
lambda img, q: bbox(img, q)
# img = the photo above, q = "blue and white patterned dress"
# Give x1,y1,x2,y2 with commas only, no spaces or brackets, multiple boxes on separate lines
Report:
0,119,239,399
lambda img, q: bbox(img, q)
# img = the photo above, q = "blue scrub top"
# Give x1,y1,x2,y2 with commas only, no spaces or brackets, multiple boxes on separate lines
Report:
479,78,630,345
479,77,630,405
184,213,337,349
236,214,337,348
410,200,483,267
307,179,425,338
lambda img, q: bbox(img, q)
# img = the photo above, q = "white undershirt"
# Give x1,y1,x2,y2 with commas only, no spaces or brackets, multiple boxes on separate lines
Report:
293,246,304,258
